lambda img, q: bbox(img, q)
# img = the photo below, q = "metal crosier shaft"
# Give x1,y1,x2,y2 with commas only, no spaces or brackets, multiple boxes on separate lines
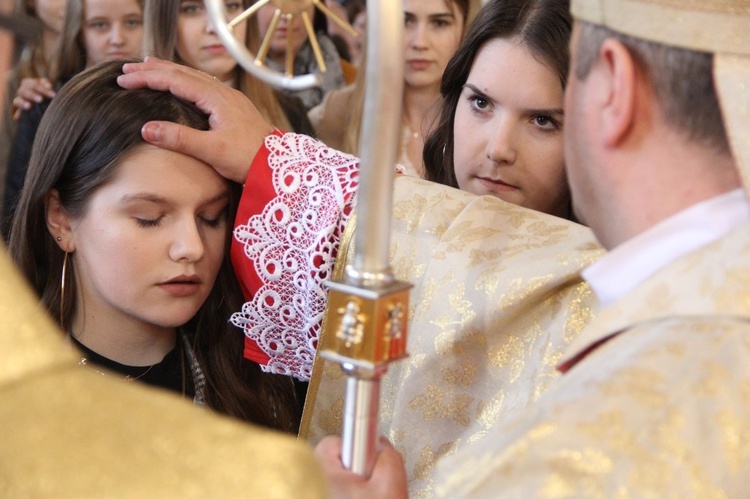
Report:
350,0,404,281
321,0,407,477
203,0,408,477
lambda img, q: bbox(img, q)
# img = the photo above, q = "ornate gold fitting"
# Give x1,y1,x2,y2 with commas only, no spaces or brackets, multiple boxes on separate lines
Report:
320,279,412,370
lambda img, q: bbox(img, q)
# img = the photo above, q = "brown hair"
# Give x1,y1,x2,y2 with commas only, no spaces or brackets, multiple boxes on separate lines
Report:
9,60,300,432
423,0,571,189
143,0,294,131
573,22,729,155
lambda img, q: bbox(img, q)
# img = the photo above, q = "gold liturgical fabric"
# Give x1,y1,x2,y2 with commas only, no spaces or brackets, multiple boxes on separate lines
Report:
301,175,603,496
0,246,326,498
435,222,750,497
431,1,750,495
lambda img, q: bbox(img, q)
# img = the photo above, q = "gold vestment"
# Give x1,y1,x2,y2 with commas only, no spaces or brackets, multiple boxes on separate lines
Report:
0,246,326,498
302,175,603,496
436,224,750,497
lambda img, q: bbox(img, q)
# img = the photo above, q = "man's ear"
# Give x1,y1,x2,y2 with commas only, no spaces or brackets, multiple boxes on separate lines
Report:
45,189,75,252
596,38,638,148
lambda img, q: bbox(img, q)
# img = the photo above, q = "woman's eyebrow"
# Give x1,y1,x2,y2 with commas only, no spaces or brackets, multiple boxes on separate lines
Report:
430,12,456,20
463,84,495,104
404,12,455,20
526,107,564,117
119,193,170,205
120,190,229,207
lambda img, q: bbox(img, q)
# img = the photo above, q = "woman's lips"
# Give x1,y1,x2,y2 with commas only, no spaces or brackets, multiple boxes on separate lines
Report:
407,59,433,70
158,282,202,297
204,44,227,55
478,177,518,192
159,275,202,297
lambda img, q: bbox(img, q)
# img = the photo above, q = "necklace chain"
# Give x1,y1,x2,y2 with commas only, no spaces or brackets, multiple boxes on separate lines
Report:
68,332,202,402
77,356,155,382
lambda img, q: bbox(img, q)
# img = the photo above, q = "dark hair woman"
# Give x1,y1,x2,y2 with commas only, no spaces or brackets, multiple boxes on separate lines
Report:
9,59,301,432
424,0,574,219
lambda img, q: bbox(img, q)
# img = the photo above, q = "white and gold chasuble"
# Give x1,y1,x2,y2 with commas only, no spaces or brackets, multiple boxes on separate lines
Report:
436,224,750,497
230,132,602,495
304,176,602,496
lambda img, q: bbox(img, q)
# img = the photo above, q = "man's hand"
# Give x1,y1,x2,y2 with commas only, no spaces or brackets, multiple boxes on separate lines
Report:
117,57,274,184
314,435,408,499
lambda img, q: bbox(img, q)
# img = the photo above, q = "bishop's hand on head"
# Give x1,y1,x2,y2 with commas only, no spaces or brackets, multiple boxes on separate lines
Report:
118,57,275,184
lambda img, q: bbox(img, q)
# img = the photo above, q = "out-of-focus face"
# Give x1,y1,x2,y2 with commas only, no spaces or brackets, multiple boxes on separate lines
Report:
82,0,143,68
453,37,570,218
32,0,67,34
63,145,230,336
256,2,314,64
176,0,247,83
403,0,464,90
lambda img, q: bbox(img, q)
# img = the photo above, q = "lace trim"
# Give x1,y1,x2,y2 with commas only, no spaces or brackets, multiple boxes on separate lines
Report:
231,133,359,381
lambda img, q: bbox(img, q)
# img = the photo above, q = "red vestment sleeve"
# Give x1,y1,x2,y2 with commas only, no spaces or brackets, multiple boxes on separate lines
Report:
230,131,359,381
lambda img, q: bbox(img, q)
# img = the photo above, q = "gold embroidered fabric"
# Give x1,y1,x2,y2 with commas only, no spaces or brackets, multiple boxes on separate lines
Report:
300,176,602,496
436,225,750,497
0,246,326,498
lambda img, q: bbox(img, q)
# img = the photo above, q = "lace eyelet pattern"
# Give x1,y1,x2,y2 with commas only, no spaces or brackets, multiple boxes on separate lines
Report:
231,133,359,381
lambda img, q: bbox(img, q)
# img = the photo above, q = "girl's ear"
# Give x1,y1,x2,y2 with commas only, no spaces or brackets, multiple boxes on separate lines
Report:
45,189,76,252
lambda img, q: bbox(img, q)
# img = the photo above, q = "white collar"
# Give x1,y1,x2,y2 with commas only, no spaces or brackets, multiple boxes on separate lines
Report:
583,189,750,306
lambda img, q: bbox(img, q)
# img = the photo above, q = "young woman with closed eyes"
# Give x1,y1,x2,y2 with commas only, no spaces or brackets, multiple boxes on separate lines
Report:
9,60,301,431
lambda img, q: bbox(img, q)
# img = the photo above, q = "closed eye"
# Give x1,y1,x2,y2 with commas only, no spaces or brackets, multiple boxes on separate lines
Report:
199,216,225,229
199,206,228,229
136,217,163,228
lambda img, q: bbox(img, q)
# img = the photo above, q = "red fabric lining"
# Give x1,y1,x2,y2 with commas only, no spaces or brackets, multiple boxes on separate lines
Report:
231,130,286,365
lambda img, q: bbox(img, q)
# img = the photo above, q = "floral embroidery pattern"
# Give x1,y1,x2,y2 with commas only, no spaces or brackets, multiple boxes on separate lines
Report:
232,133,359,380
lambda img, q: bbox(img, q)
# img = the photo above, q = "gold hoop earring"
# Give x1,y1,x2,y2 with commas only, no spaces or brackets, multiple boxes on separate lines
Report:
60,251,69,328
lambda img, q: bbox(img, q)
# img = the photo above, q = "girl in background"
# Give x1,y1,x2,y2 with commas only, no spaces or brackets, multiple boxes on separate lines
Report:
1,0,66,211
255,0,352,111
7,0,66,119
309,0,476,176
143,0,314,135
3,0,144,233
